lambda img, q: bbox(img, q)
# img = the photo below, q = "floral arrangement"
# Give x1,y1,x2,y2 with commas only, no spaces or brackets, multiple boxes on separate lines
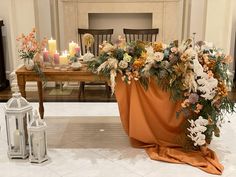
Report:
16,28,47,80
17,28,47,61
88,36,235,148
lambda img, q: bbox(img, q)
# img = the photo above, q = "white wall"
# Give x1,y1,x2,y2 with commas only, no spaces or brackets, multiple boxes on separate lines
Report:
189,0,206,41
205,0,235,72
205,0,232,52
0,0,36,76
36,0,52,41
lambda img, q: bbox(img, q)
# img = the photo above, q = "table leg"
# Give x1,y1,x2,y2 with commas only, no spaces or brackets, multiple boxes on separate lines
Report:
17,75,26,98
37,81,44,119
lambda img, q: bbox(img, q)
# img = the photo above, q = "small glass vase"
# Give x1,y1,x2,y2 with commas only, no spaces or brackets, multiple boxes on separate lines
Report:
24,58,34,71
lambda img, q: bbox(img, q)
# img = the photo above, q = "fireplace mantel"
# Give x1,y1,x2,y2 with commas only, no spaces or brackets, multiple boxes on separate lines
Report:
58,0,184,49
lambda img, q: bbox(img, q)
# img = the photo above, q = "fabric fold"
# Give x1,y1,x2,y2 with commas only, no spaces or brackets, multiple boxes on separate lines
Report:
115,77,223,175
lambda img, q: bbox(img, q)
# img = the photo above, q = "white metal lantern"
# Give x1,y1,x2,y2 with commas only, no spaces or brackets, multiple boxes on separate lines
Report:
28,110,48,163
4,91,33,159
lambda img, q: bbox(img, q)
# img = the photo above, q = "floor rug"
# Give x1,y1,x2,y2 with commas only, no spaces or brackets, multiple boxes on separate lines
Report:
45,116,129,148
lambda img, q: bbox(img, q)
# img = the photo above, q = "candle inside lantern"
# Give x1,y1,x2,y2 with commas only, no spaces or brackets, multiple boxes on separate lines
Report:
13,129,20,150
48,37,57,57
69,41,77,57
53,50,59,65
43,48,49,62
59,50,69,65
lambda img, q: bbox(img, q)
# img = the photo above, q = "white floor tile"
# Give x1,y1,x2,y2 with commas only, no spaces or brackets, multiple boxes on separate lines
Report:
63,159,142,177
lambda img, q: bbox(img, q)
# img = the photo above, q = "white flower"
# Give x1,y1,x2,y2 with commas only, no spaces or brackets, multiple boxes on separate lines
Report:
188,116,208,146
194,132,206,146
145,46,154,55
193,55,218,100
162,44,168,50
119,60,128,69
193,55,204,75
110,69,117,95
195,116,208,126
101,41,114,53
188,119,195,127
146,53,156,63
123,53,132,63
193,125,207,133
154,52,164,62
97,58,118,73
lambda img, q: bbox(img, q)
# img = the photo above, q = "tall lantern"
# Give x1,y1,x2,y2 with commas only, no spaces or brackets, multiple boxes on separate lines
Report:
28,110,48,163
4,91,33,159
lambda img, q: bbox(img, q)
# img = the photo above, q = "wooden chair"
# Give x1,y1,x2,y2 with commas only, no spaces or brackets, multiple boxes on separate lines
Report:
78,28,114,99
123,28,159,43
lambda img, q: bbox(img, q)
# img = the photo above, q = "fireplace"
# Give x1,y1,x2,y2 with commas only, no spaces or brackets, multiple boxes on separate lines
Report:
58,0,184,50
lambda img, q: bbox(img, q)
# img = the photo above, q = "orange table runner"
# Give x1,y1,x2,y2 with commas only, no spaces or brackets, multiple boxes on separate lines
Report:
115,77,223,175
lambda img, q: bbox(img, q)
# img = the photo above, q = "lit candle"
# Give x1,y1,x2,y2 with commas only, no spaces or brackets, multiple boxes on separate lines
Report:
53,50,59,65
48,37,57,57
59,50,69,65
75,45,81,57
69,41,77,57
43,48,49,62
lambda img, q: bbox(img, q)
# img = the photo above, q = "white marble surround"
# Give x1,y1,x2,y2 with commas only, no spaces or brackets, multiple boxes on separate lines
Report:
0,102,236,177
58,0,184,49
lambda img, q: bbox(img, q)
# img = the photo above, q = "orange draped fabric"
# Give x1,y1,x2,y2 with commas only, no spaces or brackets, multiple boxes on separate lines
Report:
115,77,224,175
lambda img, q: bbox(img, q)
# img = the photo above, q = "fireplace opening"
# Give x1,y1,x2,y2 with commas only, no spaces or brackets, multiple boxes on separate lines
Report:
89,13,152,41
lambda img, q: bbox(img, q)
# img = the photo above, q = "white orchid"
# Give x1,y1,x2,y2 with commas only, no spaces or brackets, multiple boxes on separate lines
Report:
195,116,208,126
193,55,218,100
188,116,208,146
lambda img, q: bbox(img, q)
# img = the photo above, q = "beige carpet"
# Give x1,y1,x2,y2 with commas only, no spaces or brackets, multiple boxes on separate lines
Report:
45,116,130,148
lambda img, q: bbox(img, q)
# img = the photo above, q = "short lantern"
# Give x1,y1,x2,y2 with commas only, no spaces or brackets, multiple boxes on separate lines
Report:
4,91,33,159
28,110,48,163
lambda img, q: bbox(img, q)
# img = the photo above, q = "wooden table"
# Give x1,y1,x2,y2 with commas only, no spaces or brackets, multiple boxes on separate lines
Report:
16,66,106,118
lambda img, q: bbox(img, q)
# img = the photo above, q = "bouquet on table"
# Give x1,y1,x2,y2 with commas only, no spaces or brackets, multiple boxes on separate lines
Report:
87,36,235,149
16,28,47,80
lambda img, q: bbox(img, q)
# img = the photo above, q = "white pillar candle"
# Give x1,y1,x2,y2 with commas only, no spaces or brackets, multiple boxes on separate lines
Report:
59,50,69,65
48,38,57,57
69,41,77,57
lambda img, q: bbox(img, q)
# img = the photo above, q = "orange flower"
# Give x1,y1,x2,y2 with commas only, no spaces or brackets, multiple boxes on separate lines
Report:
153,42,163,52
132,59,145,69
194,104,203,114
181,99,189,108
132,51,147,69
217,81,228,97
180,53,190,62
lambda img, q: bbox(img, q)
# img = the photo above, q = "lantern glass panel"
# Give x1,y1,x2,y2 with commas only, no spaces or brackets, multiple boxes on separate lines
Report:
6,116,21,152
31,132,46,159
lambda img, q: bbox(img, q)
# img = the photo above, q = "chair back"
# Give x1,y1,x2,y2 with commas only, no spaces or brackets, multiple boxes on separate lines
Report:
123,28,159,43
78,28,113,56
